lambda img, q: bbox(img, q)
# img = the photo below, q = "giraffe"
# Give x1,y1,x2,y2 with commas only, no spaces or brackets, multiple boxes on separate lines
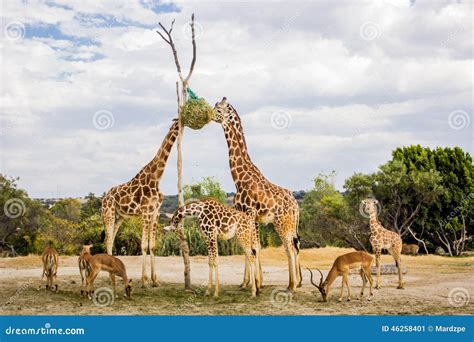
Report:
102,119,179,287
361,197,404,289
212,97,302,291
164,199,261,297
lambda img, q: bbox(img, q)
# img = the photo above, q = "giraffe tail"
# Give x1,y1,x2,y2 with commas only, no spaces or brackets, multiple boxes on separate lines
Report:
293,235,300,254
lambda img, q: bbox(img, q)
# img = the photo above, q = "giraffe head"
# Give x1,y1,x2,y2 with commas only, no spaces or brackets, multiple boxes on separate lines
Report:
213,97,234,124
361,197,379,216
163,206,185,232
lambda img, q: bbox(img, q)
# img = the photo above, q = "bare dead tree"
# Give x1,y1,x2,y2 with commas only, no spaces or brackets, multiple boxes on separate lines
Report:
406,225,429,255
157,14,197,290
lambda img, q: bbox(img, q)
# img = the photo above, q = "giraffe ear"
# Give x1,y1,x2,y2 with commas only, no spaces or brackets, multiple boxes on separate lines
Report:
164,213,173,219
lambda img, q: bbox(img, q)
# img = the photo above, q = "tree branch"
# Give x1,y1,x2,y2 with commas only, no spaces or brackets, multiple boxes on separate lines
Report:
156,19,184,83
184,13,197,83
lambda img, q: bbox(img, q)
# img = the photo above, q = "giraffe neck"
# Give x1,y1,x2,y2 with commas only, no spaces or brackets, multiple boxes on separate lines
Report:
368,210,381,234
221,107,264,188
180,201,204,218
147,120,180,182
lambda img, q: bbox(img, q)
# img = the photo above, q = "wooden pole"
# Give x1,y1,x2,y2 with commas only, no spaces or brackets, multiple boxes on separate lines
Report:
176,81,191,289
157,15,197,290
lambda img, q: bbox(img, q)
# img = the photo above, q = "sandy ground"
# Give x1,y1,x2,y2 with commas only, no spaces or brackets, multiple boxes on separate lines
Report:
0,247,473,315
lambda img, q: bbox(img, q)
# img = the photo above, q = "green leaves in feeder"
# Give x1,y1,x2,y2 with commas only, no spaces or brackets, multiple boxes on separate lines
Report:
181,88,215,130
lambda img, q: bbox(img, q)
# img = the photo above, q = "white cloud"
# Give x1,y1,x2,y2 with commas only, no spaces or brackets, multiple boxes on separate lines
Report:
0,0,471,197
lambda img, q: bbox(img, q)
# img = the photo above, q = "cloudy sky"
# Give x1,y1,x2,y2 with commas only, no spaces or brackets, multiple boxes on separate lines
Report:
0,0,472,198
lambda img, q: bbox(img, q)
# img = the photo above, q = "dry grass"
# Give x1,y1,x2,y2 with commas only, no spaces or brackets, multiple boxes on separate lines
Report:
1,247,473,315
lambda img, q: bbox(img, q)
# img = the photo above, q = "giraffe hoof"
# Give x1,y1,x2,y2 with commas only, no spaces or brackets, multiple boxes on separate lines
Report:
151,282,160,288
397,285,405,290
375,285,381,290
338,298,342,302
347,298,351,302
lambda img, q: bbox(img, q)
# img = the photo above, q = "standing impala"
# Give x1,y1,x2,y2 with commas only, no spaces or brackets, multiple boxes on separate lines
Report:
308,251,374,302
41,244,59,291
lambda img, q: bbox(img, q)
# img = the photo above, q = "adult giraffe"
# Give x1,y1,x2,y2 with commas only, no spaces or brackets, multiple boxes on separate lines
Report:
212,97,302,290
102,119,179,287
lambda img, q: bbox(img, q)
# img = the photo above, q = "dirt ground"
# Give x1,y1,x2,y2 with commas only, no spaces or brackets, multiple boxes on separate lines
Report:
0,247,473,315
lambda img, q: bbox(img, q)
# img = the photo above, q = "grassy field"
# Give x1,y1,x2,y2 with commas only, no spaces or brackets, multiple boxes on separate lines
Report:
0,247,473,315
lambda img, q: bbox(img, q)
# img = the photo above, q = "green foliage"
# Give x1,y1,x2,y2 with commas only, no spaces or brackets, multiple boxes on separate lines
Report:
184,176,227,204
300,172,361,249
1,145,471,257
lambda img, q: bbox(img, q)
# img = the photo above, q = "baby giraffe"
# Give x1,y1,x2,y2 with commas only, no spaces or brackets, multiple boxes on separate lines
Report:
164,199,261,297
41,244,59,291
308,251,374,302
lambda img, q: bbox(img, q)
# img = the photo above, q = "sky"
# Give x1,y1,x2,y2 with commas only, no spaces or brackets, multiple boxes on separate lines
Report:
0,0,472,199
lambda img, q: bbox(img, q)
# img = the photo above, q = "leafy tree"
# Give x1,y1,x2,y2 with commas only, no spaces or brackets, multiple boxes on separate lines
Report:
184,177,227,204
50,198,82,223
392,146,473,256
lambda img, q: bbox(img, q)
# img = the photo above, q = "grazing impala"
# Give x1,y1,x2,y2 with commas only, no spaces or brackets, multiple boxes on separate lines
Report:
41,244,59,291
307,251,374,302
78,244,93,286
84,253,132,299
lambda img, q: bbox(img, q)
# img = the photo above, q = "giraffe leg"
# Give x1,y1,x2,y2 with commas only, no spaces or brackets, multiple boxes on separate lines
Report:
295,251,302,288
394,252,404,289
140,217,151,287
206,237,217,296
111,218,124,248
254,248,262,294
214,259,220,298
249,253,257,297
284,240,297,291
375,249,382,289
240,257,250,289
102,204,116,255
149,218,159,287
255,222,264,287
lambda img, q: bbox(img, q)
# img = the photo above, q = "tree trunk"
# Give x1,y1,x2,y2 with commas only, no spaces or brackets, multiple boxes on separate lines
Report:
176,84,192,290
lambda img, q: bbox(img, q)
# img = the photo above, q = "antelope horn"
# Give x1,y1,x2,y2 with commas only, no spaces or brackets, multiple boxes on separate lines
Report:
307,268,322,289
315,268,324,288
